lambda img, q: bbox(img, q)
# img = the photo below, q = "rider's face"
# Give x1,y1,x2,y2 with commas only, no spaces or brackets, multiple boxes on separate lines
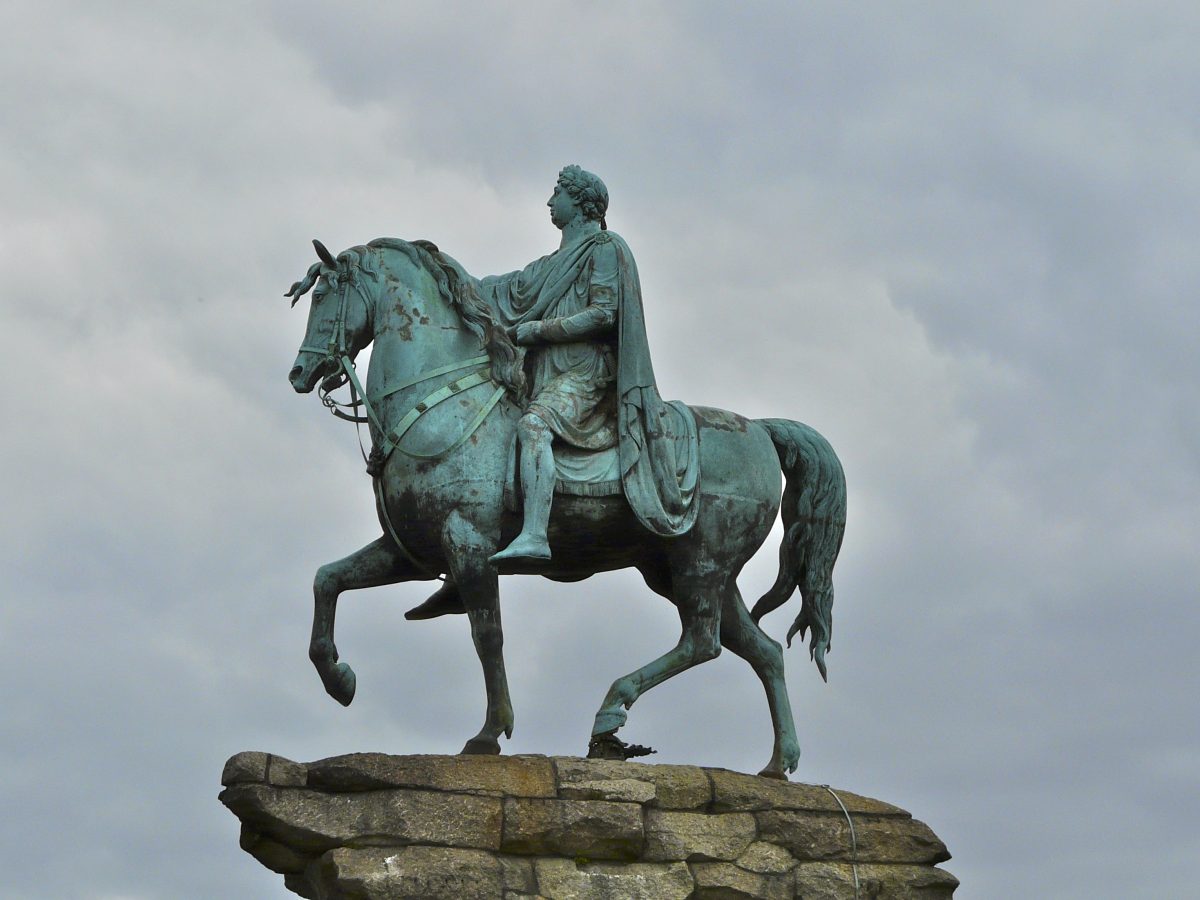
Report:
547,182,581,229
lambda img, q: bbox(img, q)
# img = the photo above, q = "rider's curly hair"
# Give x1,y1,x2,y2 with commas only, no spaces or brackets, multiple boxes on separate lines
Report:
558,165,609,229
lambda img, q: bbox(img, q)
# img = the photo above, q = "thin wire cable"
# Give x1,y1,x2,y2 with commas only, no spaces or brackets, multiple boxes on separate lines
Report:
821,784,860,899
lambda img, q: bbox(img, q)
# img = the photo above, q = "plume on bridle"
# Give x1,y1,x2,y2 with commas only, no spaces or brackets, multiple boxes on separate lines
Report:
285,261,324,306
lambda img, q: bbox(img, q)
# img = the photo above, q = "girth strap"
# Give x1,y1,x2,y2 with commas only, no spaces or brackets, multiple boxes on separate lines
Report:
376,368,494,460
373,354,490,403
393,384,506,460
307,347,505,578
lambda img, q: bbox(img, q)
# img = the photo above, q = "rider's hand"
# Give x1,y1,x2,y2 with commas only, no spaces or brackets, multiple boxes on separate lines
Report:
512,321,542,345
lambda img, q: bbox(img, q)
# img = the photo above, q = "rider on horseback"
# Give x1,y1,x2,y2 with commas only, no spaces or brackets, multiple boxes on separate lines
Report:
485,164,699,563
406,166,699,615
488,165,621,563
290,170,845,769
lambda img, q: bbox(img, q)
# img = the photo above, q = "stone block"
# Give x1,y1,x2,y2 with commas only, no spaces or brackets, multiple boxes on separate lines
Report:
269,755,308,787
735,840,797,874
792,861,959,899
239,825,310,875
555,757,711,809
644,809,757,862
222,751,308,788
691,861,792,899
534,858,693,900
498,854,537,894
709,769,906,816
757,809,950,865
318,846,504,899
222,751,269,786
221,754,956,898
219,783,502,853
283,871,318,899
305,752,556,797
859,862,960,898
501,797,642,860
560,777,656,804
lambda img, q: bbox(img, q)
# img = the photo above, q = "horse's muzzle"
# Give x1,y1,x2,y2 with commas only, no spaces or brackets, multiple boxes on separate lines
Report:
290,359,322,393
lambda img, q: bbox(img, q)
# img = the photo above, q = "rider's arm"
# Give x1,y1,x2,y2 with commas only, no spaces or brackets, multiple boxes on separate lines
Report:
537,241,619,342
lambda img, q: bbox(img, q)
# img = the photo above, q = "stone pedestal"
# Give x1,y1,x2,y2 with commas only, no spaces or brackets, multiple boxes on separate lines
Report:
220,752,957,899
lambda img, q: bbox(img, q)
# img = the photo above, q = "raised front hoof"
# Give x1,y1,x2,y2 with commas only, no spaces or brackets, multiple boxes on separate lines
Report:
321,662,357,707
460,735,501,755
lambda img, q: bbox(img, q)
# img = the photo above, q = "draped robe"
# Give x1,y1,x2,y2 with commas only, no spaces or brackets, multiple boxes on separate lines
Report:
478,231,699,538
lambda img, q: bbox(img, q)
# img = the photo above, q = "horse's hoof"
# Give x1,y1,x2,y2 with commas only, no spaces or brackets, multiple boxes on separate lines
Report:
324,662,356,706
461,736,501,755
588,732,656,761
757,766,788,781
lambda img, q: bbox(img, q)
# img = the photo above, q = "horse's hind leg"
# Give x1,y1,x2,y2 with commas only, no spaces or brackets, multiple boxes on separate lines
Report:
721,582,801,779
310,535,426,706
443,511,513,755
591,573,722,738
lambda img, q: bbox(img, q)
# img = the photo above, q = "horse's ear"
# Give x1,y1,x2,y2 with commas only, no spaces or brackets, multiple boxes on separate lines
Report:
313,238,337,269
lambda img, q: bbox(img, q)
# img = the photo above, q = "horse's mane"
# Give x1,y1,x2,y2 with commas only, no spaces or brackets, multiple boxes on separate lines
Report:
290,238,526,401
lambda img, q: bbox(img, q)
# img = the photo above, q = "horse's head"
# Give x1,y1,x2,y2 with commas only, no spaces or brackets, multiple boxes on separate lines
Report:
286,239,377,393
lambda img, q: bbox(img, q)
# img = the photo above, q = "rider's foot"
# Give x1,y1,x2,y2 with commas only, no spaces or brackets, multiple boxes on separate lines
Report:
404,579,465,621
489,533,551,565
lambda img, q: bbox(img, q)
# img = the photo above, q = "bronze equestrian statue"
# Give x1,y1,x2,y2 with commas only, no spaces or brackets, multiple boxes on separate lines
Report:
286,166,846,778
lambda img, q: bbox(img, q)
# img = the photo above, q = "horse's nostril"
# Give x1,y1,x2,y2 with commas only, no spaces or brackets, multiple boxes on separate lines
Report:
289,365,303,381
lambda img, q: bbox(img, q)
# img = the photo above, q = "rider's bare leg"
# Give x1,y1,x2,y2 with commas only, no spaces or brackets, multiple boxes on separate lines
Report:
490,412,554,563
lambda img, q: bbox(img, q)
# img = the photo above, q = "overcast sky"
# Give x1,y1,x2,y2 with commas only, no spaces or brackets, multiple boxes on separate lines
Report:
3,2,1197,897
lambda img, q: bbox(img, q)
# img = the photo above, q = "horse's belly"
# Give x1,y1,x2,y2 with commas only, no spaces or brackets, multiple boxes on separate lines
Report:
545,494,646,572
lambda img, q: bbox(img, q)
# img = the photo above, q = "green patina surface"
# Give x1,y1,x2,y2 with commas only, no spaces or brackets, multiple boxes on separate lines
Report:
285,167,847,776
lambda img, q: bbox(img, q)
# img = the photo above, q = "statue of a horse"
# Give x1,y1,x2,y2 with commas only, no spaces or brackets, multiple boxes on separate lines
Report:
286,237,846,778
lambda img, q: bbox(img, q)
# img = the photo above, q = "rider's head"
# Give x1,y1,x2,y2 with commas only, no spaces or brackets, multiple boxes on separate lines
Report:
557,165,609,230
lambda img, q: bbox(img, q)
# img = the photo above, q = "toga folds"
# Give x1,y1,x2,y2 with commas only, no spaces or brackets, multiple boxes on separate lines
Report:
478,231,699,538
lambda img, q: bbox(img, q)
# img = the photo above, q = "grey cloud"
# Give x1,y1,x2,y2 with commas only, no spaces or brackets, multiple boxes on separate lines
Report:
2,3,1197,899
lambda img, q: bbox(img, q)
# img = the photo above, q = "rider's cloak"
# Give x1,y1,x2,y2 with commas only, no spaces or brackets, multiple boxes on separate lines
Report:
478,231,699,538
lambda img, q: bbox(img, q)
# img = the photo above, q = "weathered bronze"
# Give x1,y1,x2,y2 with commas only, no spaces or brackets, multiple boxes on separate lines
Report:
286,167,846,778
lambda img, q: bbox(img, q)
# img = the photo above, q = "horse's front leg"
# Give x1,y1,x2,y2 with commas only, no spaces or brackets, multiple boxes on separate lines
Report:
442,511,513,754
310,535,428,705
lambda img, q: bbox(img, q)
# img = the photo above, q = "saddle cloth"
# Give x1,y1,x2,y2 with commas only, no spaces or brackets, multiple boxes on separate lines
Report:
504,400,697,508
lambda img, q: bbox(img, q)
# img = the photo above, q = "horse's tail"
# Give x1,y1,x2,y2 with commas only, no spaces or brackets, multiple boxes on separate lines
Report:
751,418,847,681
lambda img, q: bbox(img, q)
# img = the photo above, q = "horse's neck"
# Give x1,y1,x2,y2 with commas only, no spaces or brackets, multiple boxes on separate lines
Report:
364,269,483,403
